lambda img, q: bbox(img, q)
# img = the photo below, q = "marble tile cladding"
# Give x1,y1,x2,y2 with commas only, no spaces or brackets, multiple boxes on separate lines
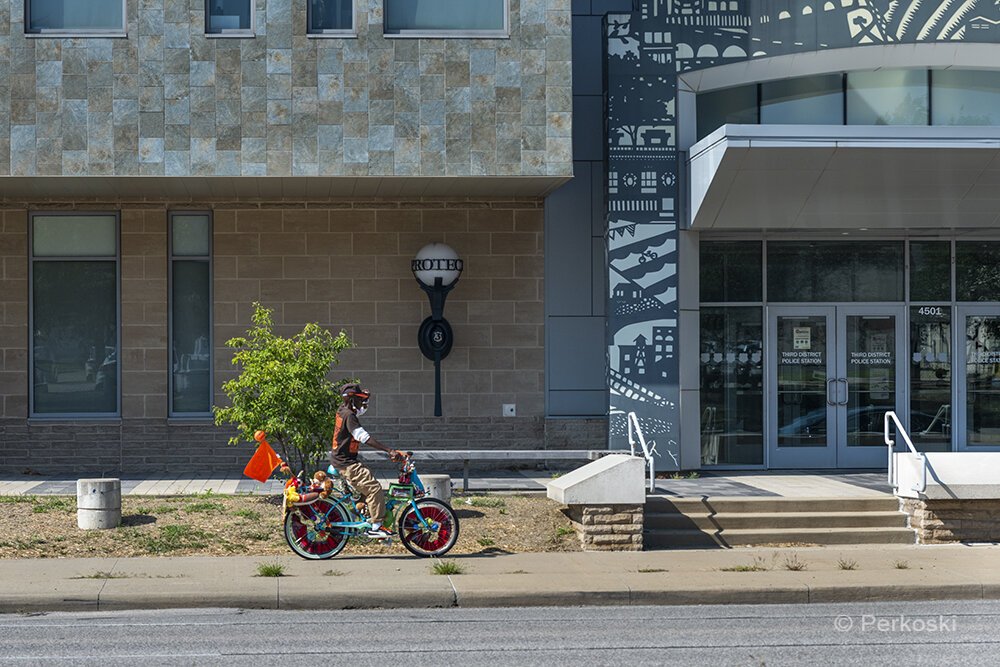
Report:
0,0,571,177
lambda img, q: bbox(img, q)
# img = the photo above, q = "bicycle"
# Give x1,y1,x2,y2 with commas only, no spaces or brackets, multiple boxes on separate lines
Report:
280,450,460,560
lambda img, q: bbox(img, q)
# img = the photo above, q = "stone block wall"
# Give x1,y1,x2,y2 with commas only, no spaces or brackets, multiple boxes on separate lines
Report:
901,498,1000,544
0,198,612,475
564,503,643,551
0,0,572,177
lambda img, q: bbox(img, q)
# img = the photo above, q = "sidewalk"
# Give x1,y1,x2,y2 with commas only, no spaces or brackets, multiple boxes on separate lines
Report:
4,544,1000,613
0,469,894,497
0,471,553,496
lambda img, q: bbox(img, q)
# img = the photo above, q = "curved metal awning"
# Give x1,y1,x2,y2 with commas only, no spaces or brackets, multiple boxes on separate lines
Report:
688,125,1000,232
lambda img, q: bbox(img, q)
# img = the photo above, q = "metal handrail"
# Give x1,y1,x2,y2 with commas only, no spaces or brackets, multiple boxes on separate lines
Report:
626,411,658,492
883,410,926,493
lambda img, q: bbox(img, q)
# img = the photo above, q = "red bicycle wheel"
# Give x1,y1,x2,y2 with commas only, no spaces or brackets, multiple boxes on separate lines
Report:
283,498,350,560
397,498,460,558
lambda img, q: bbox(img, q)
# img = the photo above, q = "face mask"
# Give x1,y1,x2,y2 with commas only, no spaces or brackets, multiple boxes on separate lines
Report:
356,405,367,416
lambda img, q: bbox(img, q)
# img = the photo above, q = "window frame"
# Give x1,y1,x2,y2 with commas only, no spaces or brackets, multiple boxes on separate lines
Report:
204,0,256,38
383,0,510,38
168,211,214,419
28,211,121,420
24,0,128,38
307,0,357,38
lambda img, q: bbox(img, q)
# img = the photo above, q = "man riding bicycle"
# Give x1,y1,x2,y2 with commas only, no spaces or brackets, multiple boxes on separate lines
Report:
332,383,404,540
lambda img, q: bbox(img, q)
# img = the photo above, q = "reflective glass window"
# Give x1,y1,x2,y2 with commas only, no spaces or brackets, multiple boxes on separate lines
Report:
33,215,116,257
847,70,928,125
384,0,506,34
910,306,952,452
26,0,124,33
31,214,119,416
965,315,1000,446
700,307,764,465
170,213,212,415
308,0,354,33
760,75,843,125
206,0,252,34
700,241,762,302
931,70,1000,126
957,242,1000,301
910,241,951,302
172,215,211,256
767,241,904,302
696,84,757,141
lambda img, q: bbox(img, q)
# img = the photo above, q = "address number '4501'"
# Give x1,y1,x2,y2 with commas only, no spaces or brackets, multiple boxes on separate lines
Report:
917,307,945,316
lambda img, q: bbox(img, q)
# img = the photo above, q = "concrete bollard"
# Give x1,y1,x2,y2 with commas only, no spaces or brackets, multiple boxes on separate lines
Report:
77,478,122,530
420,474,452,502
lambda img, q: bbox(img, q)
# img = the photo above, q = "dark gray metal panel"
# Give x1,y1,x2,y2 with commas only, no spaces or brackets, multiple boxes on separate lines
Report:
572,0,591,15
590,159,605,238
592,237,607,317
592,0,635,14
572,16,604,97
572,95,604,162
549,390,609,416
548,316,607,390
544,163,594,316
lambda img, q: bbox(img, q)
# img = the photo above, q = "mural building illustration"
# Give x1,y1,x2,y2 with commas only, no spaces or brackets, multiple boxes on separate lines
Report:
604,0,1000,461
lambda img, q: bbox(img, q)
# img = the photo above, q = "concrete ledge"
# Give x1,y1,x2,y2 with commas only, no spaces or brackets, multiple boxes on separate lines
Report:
546,454,645,505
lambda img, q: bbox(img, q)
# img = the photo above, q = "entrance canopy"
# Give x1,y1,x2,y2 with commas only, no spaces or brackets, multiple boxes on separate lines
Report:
688,125,1000,231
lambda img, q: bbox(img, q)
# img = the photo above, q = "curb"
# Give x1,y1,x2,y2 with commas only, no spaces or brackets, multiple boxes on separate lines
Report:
3,583,999,614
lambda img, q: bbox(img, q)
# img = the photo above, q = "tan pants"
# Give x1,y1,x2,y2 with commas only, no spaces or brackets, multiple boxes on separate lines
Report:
339,462,386,525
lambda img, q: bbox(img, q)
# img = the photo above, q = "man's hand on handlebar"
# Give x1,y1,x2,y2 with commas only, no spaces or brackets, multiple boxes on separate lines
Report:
389,449,407,462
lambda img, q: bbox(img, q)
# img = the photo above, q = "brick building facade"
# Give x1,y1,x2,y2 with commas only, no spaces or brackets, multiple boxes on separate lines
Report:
0,0,610,474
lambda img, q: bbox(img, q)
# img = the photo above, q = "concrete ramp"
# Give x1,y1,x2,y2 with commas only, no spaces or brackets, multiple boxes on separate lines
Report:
546,454,645,505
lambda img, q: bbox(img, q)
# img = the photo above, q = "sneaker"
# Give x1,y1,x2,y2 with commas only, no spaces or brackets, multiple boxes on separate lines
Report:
366,525,394,540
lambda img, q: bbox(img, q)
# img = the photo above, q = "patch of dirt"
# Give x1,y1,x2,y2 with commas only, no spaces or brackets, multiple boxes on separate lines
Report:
0,493,580,559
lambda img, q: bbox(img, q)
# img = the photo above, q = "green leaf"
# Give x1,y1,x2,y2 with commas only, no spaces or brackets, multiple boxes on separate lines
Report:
213,302,356,474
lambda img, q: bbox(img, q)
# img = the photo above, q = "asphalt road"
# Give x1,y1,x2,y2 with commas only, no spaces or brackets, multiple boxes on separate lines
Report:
2,601,1000,666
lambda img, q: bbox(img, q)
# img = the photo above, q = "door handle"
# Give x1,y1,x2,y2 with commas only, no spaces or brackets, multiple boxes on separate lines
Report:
838,378,849,406
827,378,837,406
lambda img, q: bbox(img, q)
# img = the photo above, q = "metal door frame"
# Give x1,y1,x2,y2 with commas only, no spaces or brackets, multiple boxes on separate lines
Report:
767,304,907,468
835,305,907,468
766,306,837,468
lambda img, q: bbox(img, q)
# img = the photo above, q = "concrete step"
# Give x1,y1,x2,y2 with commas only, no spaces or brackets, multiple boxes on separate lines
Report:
644,510,908,531
646,496,899,515
644,526,916,549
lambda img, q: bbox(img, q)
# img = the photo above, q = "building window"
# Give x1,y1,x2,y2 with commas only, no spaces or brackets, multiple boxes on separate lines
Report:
308,0,354,35
931,69,1000,126
696,83,757,141
26,0,126,35
700,307,764,465
170,213,213,416
205,0,253,35
760,74,843,125
384,0,508,36
700,241,762,303
956,242,1000,302
846,69,929,125
30,214,119,417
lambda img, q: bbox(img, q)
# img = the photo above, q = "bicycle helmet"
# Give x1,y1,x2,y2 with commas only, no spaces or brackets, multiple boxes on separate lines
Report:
340,383,370,412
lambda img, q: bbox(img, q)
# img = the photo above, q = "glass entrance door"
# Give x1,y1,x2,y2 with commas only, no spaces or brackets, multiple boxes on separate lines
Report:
768,306,905,468
768,307,837,468
957,307,1000,450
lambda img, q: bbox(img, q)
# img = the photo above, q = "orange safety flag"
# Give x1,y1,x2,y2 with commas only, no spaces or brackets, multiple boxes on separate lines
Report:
243,438,282,483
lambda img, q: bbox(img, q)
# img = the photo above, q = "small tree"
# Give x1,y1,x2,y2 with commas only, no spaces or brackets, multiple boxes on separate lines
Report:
214,302,354,475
